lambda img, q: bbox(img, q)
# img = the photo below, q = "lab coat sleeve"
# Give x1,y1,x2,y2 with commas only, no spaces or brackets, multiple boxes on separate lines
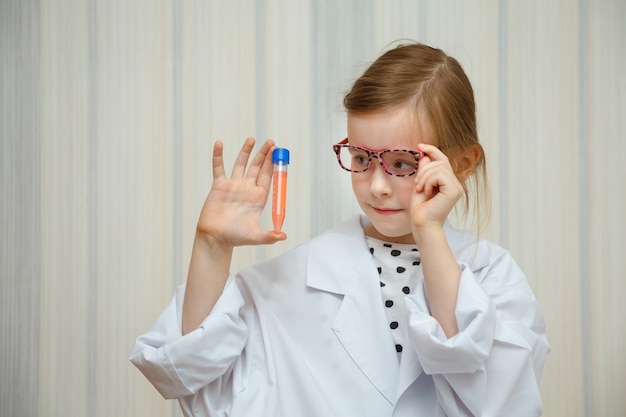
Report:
405,248,550,417
130,277,249,401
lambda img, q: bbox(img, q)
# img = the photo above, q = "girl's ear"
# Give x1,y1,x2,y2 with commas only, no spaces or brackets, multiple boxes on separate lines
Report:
455,144,483,181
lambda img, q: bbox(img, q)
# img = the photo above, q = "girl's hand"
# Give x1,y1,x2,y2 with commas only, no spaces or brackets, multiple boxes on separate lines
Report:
410,143,464,234
196,137,286,248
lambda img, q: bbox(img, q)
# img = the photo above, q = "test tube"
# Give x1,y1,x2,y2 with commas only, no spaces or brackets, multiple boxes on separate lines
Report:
272,148,290,233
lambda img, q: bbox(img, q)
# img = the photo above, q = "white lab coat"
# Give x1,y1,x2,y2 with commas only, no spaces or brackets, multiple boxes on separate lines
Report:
131,215,549,417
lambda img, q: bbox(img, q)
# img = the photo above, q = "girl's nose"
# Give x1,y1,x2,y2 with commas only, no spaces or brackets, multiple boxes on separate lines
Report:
368,162,392,196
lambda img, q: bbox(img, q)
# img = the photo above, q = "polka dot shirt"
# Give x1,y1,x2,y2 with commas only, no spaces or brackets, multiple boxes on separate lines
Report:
365,236,421,361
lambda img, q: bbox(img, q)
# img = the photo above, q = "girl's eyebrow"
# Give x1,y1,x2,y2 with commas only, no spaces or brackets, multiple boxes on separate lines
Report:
345,138,422,153
358,144,422,153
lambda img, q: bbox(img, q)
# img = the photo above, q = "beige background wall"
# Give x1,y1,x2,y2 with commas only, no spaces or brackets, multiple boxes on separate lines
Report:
1,1,624,416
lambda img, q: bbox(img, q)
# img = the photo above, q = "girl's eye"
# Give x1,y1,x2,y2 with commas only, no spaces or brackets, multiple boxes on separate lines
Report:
391,160,415,170
353,155,368,166
348,149,369,167
384,152,418,174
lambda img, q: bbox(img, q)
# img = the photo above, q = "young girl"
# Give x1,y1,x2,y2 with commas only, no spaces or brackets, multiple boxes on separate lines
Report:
131,42,549,416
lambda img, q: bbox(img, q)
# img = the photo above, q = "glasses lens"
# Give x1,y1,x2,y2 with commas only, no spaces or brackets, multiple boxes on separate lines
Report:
381,151,419,176
339,146,370,172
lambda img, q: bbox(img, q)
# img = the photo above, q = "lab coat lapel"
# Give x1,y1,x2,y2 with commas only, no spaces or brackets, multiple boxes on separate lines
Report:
306,216,399,404
331,259,400,404
395,338,424,401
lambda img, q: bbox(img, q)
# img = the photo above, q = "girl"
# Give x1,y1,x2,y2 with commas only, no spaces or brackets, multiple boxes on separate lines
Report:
131,42,549,416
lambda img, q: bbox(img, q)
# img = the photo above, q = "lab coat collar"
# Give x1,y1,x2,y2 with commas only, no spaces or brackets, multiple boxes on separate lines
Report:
305,216,489,295
304,214,487,293
305,215,372,295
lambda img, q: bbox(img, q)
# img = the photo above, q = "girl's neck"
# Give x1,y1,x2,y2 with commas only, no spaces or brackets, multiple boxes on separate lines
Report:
364,224,415,245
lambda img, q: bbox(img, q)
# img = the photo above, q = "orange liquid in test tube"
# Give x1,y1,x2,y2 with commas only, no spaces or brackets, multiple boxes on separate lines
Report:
272,148,290,233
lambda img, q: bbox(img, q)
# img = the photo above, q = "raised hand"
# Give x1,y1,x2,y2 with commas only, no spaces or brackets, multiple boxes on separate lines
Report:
182,137,285,334
410,143,464,233
409,143,467,338
197,137,287,248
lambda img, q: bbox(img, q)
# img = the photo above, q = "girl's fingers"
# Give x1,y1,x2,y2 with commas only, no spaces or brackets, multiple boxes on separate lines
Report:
212,141,226,179
258,229,288,243
231,137,256,178
417,143,448,161
245,139,275,183
415,153,459,196
416,168,439,197
212,136,279,194
256,142,276,191
417,154,432,171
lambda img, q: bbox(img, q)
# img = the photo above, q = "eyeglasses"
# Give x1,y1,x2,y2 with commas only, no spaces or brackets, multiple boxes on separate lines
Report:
332,138,424,177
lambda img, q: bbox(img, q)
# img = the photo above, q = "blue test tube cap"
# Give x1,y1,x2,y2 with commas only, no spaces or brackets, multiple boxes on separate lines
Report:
272,147,290,164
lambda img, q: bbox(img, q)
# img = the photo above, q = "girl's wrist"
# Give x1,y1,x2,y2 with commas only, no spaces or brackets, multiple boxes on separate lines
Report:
412,223,447,248
194,229,233,255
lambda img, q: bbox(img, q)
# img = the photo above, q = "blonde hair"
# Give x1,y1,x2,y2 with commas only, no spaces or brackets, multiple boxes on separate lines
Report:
344,42,490,232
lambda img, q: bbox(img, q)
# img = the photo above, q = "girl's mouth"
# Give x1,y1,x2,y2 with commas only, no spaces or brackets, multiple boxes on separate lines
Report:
372,206,401,215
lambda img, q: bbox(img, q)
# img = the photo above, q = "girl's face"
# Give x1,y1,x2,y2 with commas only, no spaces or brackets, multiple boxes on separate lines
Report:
347,106,435,244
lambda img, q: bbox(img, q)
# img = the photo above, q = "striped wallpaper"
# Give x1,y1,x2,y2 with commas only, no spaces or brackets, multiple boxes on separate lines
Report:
1,1,624,416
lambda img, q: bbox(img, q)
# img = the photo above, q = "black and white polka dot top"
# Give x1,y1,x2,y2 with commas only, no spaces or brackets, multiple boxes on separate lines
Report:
365,236,421,361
